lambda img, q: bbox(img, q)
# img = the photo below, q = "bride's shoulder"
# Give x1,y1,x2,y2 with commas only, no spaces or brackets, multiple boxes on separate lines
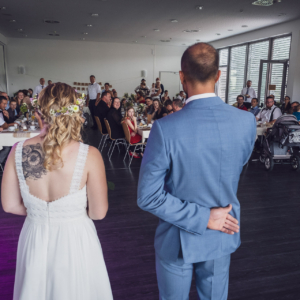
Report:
85,145,103,162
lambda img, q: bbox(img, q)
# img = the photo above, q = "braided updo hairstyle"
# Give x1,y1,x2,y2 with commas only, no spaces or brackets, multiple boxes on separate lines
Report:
38,82,83,171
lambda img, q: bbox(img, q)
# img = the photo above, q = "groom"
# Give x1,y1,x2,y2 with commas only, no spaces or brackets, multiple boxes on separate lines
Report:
137,43,256,299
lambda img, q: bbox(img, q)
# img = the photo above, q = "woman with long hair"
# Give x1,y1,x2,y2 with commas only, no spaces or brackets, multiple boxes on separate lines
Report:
106,97,125,139
1,83,113,300
123,107,143,158
135,91,146,104
15,90,25,116
151,99,168,121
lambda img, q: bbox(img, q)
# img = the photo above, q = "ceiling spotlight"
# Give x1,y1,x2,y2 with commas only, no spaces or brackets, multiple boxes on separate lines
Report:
87,24,93,27
242,25,248,27
153,29,160,32
9,19,16,22
82,38,86,40
216,33,221,35
141,36,146,38
44,20,60,24
23,35,28,37
196,39,201,41
132,41,137,43
49,33,60,36
1,6,6,10
196,6,203,10
83,32,88,35
228,29,233,31
252,0,273,6
91,13,99,17
183,29,200,33
170,19,178,23
278,13,286,16
17,29,23,32
160,40,170,42
182,44,186,45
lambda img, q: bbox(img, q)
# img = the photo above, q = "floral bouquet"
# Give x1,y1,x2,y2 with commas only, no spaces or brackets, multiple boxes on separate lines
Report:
137,103,145,114
130,93,135,101
125,99,134,109
20,103,28,114
123,93,129,99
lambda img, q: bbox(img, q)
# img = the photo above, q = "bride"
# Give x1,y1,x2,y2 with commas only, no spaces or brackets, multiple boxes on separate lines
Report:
1,83,113,300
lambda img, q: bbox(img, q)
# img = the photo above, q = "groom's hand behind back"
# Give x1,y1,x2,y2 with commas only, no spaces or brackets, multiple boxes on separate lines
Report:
207,204,239,235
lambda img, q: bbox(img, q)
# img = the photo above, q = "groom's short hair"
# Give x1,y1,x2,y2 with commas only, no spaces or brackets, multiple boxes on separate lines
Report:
181,42,219,84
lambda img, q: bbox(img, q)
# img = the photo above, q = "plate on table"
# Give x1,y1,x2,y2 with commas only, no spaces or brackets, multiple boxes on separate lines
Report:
8,126,15,131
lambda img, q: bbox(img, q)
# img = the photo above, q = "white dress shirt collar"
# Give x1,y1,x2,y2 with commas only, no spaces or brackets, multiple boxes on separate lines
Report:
185,93,216,105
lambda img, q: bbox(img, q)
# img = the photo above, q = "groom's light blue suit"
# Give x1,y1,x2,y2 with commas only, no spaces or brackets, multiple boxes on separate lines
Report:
137,96,256,299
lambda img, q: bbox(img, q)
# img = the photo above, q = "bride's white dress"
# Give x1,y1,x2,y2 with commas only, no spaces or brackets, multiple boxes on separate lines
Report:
13,141,113,300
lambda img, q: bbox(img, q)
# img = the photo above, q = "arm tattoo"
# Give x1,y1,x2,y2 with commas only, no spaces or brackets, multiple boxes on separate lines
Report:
22,143,47,180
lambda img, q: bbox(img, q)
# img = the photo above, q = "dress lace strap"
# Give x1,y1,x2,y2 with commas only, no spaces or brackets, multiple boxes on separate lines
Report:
15,141,28,191
69,143,89,194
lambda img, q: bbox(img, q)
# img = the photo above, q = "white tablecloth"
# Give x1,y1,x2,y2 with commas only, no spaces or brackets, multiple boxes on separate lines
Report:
0,129,41,150
137,128,150,143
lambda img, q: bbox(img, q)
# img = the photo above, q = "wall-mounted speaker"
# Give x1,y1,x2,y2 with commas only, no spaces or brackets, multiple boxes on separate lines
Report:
18,66,25,75
141,70,147,78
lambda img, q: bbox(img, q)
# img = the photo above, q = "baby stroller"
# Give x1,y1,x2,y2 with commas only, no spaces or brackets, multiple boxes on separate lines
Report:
262,115,300,171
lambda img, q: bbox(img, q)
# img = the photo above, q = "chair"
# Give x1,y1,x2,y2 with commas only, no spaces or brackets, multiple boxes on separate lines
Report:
122,122,146,167
95,116,109,152
104,119,126,160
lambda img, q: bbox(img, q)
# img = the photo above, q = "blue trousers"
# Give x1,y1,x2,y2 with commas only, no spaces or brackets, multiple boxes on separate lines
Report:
156,253,231,300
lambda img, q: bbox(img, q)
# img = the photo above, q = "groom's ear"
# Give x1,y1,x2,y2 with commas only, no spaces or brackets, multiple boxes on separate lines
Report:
179,71,185,86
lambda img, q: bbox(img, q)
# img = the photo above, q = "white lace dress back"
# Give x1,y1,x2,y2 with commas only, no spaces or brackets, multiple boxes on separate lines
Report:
13,141,113,300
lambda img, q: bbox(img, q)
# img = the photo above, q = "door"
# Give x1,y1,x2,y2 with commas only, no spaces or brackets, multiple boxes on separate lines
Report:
258,59,288,105
159,71,182,100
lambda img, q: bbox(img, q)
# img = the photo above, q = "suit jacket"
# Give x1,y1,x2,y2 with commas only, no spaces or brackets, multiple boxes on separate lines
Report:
4,108,17,123
95,100,110,134
137,96,256,263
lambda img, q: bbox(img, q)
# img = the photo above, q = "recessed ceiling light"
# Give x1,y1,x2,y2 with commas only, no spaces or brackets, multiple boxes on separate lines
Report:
160,40,170,42
170,19,178,23
44,20,60,24
196,6,203,10
153,29,160,32
216,33,221,35
23,35,28,37
1,7,6,10
9,19,16,22
228,29,233,31
196,39,200,41
242,25,248,27
17,29,23,32
91,13,99,17
49,33,60,36
132,41,137,43
87,24,93,27
83,32,88,35
278,13,286,16
141,36,146,38
182,44,186,45
82,38,86,40
183,29,200,33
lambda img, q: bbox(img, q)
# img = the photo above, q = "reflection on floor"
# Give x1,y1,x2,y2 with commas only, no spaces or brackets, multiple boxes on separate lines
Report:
1,129,300,299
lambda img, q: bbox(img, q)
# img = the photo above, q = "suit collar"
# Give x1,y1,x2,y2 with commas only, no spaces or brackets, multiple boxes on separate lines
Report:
184,96,225,109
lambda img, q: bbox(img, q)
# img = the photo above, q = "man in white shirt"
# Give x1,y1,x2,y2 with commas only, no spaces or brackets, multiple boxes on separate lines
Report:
241,80,257,109
135,79,150,94
177,91,186,104
256,96,282,125
0,96,9,129
33,78,47,97
86,75,101,130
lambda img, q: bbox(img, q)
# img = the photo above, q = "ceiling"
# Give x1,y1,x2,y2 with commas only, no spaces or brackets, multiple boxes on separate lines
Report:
0,0,299,46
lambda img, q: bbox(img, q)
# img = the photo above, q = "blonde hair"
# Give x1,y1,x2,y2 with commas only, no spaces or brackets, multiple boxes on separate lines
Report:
38,83,82,171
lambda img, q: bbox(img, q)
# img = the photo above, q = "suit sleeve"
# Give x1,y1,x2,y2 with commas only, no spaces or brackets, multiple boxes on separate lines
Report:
137,121,210,236
243,115,257,165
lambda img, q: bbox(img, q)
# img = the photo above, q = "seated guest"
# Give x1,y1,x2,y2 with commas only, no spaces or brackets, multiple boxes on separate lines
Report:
15,90,25,116
236,95,248,111
102,82,113,97
135,79,150,95
177,91,186,104
124,107,143,158
250,98,260,116
291,101,300,114
5,99,18,124
281,96,291,114
0,96,9,129
0,91,10,109
135,91,146,104
28,88,33,98
256,96,282,125
95,91,111,133
48,80,52,85
164,100,173,115
112,90,118,98
293,104,300,121
151,82,162,100
161,90,171,104
172,98,183,112
144,97,154,116
106,97,125,139
151,99,168,120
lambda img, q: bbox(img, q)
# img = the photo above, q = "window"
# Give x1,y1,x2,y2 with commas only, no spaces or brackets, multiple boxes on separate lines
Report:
216,49,228,101
228,45,247,105
247,40,269,101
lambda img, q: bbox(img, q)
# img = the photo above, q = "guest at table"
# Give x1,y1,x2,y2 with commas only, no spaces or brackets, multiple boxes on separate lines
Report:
95,91,111,134
293,104,300,121
177,91,186,104
151,82,162,100
5,99,18,124
102,83,113,97
151,99,168,120
48,80,52,85
124,107,143,158
0,96,9,129
106,97,125,139
0,91,10,109
249,98,260,116
236,95,248,111
150,83,156,97
144,97,154,116
161,90,171,104
164,100,173,115
241,80,256,109
135,79,150,96
33,78,47,97
156,77,164,97
28,88,33,98
172,98,183,112
112,90,118,99
291,101,300,114
281,96,292,114
256,96,282,125
15,91,25,116
135,91,146,104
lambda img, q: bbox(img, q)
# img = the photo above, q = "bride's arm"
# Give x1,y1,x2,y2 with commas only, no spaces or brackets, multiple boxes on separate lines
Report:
86,146,108,220
1,145,27,216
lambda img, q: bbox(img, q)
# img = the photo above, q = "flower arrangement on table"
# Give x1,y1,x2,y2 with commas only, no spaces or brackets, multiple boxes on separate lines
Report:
20,103,28,114
130,93,135,101
123,93,129,99
137,103,145,114
125,99,134,109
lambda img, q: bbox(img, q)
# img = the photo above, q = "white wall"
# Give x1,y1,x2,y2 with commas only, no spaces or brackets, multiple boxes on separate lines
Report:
210,19,300,102
6,38,185,98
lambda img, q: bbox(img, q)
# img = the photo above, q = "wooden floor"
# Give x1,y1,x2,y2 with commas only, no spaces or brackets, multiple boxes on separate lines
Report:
1,129,300,299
